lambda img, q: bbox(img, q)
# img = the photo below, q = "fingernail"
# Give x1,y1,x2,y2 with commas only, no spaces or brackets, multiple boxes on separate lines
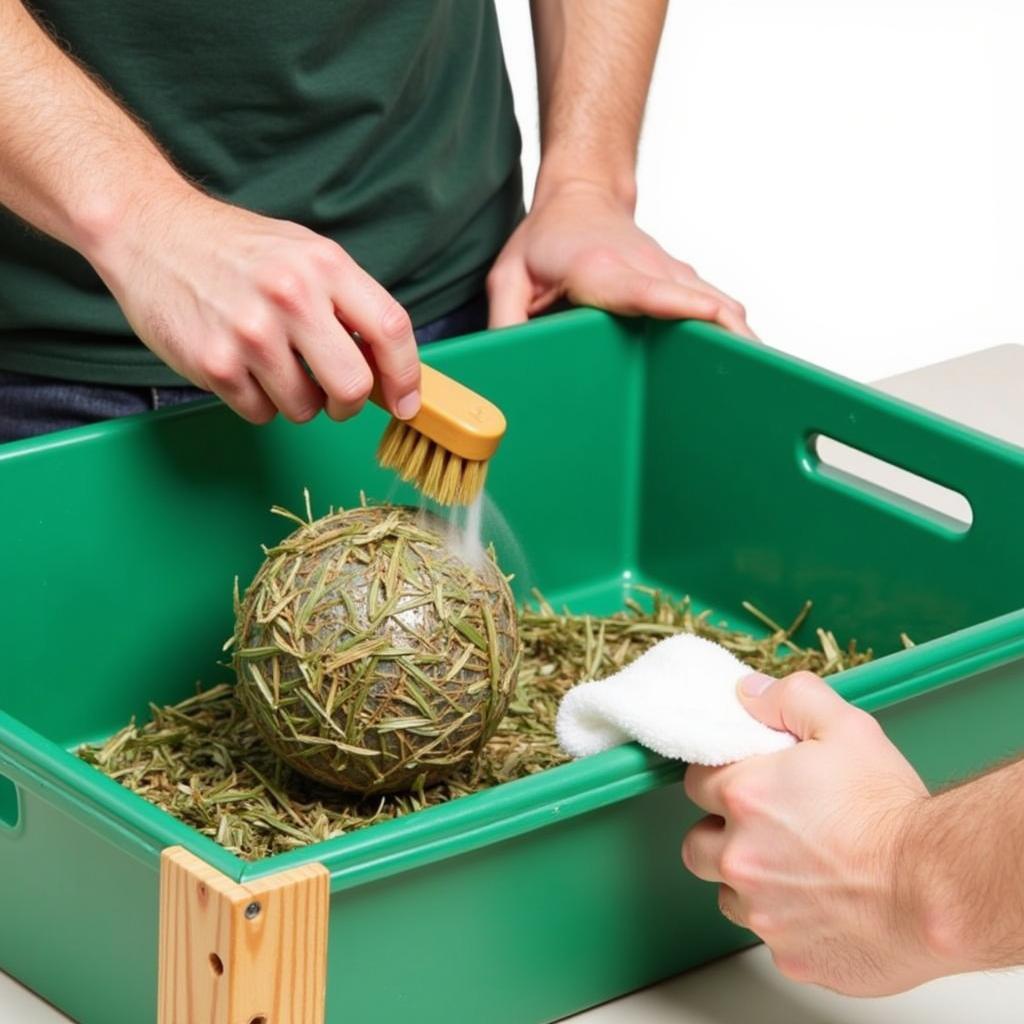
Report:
739,672,775,697
395,390,421,420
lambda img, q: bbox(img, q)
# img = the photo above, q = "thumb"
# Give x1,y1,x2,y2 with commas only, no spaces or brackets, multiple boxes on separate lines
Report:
737,670,854,742
486,259,533,329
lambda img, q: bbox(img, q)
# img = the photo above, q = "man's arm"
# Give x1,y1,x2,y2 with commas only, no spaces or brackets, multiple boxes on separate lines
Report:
487,0,753,337
0,1,420,423
0,1,175,252
530,0,660,212
902,753,1024,973
682,670,1024,996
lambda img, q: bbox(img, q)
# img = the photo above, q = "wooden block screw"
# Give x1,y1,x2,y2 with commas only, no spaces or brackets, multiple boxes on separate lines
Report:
158,846,329,1024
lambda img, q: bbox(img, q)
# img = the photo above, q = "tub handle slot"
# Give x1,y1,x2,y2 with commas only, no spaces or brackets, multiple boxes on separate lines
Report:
807,433,973,534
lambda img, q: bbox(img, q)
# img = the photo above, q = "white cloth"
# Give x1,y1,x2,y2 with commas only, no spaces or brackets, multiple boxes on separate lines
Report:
555,633,796,765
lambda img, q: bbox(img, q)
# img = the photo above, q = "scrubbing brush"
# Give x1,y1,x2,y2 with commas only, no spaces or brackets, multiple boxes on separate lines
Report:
373,364,506,506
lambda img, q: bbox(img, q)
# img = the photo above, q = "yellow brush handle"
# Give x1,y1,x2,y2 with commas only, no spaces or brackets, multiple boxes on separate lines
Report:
371,364,506,462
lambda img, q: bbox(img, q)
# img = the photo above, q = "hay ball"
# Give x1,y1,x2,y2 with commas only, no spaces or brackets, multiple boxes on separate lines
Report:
233,505,521,794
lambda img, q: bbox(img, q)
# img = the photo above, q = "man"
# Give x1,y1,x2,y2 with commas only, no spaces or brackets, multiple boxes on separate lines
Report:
0,0,751,441
683,669,1024,995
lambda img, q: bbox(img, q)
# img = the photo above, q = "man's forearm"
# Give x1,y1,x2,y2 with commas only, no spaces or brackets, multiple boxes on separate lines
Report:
904,755,1024,972
529,0,667,207
0,0,422,426
0,0,190,261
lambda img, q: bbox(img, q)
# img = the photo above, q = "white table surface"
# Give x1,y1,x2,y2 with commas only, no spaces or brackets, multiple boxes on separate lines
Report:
4,345,1023,1023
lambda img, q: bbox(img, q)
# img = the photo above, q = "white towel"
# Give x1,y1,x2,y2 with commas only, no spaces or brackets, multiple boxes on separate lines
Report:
555,633,796,765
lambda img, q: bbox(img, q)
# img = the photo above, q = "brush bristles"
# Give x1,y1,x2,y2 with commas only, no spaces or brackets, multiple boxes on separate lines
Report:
377,419,489,506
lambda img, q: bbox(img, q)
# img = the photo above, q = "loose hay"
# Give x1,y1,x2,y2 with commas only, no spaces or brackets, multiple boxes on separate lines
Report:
78,588,873,861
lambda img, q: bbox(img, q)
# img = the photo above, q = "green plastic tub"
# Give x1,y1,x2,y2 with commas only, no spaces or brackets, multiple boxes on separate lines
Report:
1,309,1023,1023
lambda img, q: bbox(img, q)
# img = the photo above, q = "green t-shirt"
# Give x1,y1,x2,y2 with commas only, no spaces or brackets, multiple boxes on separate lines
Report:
0,2,522,385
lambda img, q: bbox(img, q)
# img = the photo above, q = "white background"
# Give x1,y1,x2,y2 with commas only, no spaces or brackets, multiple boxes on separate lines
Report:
5,4,1024,1020
496,0,1024,382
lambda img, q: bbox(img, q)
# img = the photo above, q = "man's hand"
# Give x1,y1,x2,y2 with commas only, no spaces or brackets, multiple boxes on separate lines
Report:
90,189,421,425
510,1,755,339
487,178,754,338
0,1,420,426
682,671,941,996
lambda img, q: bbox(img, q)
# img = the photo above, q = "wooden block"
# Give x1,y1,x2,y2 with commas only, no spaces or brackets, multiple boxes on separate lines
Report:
158,846,329,1024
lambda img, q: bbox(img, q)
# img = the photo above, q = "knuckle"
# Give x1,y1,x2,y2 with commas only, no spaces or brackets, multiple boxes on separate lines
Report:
232,306,277,349
379,300,413,343
388,361,421,394
246,404,277,426
274,218,308,238
697,295,722,318
730,299,748,321
787,670,822,688
284,397,323,425
783,671,822,701
718,848,754,889
325,398,356,422
313,237,347,270
720,777,758,819
200,351,241,388
325,390,368,421
675,260,696,277
259,267,307,309
846,707,884,741
486,260,520,291
333,367,373,406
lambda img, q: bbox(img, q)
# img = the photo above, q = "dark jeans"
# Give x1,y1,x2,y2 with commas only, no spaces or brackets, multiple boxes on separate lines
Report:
0,293,488,444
